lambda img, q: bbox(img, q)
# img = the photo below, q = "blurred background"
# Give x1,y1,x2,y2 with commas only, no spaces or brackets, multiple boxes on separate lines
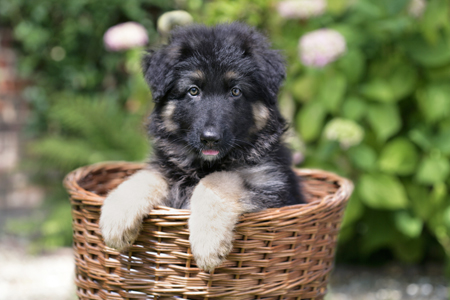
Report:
0,0,449,299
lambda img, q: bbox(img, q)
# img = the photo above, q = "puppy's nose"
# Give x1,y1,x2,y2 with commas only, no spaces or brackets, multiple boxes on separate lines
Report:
200,129,221,145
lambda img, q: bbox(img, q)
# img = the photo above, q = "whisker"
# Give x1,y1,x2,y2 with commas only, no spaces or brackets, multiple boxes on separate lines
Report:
233,138,254,148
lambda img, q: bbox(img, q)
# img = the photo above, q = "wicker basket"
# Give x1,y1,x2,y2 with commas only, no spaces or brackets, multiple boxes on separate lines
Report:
64,161,353,300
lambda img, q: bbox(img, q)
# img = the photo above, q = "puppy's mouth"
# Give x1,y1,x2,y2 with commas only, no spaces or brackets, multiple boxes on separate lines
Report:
202,150,219,156
201,149,220,161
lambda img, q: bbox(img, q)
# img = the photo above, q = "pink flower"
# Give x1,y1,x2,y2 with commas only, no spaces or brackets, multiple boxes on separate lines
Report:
277,0,326,20
298,29,346,67
103,22,148,51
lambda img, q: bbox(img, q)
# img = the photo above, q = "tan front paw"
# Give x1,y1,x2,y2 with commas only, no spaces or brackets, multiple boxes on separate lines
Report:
99,211,141,251
189,225,234,272
100,190,144,251
99,169,169,251
189,176,243,272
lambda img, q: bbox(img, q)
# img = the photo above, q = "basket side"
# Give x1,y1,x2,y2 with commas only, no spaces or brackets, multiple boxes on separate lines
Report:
65,162,145,299
65,162,353,300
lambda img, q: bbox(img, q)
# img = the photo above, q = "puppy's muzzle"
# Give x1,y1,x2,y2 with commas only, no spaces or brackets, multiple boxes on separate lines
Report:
200,128,221,147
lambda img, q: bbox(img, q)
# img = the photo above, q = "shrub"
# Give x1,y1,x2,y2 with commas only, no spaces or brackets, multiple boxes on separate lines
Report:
0,0,173,249
2,0,450,270
197,0,450,267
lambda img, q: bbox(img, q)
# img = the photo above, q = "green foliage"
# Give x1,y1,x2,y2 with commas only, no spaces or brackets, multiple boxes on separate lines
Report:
195,0,450,265
0,0,171,133
0,0,173,250
29,94,150,172
358,173,408,210
4,0,450,267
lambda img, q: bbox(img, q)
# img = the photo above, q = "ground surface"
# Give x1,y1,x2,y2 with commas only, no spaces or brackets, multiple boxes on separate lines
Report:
0,238,447,300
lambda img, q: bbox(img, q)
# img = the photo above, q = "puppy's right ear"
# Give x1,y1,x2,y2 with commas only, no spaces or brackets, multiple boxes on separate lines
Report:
142,47,178,103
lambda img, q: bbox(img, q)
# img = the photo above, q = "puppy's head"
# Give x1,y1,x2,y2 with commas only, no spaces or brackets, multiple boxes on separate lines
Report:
143,23,286,163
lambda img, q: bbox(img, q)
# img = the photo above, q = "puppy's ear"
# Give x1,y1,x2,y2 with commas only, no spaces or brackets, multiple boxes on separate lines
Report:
255,50,286,104
142,47,178,103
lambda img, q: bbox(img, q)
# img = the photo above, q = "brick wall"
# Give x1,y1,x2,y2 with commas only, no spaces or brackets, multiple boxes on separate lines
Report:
0,29,43,228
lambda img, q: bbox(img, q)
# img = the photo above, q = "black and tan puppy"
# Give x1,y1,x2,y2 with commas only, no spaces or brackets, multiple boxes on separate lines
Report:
100,23,304,272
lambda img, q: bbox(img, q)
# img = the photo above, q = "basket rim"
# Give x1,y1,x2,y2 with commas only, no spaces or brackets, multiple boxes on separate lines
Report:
63,161,354,219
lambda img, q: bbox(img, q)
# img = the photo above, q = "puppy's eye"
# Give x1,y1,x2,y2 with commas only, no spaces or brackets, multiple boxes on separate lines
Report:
231,88,241,97
188,87,200,96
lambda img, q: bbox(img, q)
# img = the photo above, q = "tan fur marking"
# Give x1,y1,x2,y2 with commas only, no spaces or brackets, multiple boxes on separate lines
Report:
200,172,245,203
224,71,239,81
252,102,270,131
100,168,169,251
161,102,178,132
189,171,252,272
191,70,205,80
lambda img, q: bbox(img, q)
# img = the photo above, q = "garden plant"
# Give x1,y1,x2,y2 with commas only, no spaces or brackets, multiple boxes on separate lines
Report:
1,0,450,273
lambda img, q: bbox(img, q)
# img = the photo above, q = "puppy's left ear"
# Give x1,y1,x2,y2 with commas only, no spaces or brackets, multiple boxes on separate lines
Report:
255,50,286,104
142,47,177,103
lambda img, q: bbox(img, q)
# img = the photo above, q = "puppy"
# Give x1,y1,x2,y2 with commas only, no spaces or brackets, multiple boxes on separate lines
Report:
100,23,304,272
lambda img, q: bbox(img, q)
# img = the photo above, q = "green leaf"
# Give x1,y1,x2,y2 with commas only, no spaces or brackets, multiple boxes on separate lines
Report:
332,24,367,47
389,64,417,100
296,102,327,142
409,128,433,151
425,64,450,81
337,49,365,83
394,211,423,238
378,138,419,175
291,75,319,103
361,61,416,102
326,0,349,15
379,0,409,15
368,17,413,42
342,96,367,121
348,144,377,171
419,0,450,43
317,72,347,113
406,183,433,220
443,206,450,229
430,182,448,208
342,195,364,227
416,156,450,184
14,21,50,51
434,129,450,155
367,103,401,141
359,173,409,210
360,78,395,103
416,83,450,123
405,35,450,67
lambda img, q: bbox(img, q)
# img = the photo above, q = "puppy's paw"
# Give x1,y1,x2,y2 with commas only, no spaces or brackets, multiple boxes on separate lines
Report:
190,230,233,272
189,174,245,272
99,191,144,251
99,169,169,251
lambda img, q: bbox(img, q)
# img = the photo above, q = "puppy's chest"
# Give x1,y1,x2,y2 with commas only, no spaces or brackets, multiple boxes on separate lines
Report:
167,178,198,209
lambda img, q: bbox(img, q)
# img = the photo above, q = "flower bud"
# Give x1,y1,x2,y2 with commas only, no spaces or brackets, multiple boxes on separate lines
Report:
324,118,364,149
298,29,346,67
104,22,148,51
277,0,327,20
408,0,426,18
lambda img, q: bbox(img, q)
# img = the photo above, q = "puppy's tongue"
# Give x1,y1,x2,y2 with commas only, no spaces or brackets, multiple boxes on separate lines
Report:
202,150,219,156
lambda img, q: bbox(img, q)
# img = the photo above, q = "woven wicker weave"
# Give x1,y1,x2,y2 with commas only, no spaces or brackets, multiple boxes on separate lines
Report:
64,161,353,300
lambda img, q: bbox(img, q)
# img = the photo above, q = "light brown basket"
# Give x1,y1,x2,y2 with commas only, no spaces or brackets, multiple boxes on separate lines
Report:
64,161,353,300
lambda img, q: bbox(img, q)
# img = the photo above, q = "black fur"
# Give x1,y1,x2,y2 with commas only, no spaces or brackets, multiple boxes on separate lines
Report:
142,23,304,210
